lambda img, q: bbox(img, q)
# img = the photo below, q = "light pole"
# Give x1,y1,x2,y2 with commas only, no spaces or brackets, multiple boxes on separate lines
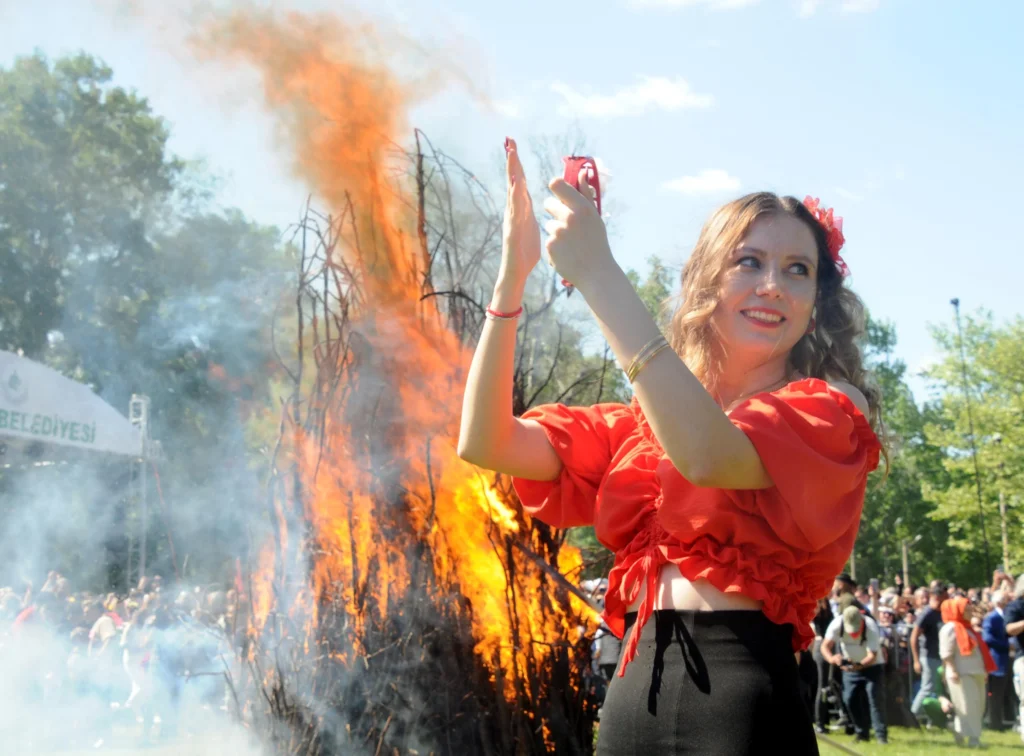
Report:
995,435,1011,573
951,297,993,578
902,534,923,589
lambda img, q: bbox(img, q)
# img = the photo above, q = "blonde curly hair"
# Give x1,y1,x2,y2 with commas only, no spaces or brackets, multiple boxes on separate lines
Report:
667,191,883,432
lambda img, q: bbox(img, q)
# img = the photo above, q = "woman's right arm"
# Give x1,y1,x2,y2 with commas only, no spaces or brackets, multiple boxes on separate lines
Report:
456,138,560,481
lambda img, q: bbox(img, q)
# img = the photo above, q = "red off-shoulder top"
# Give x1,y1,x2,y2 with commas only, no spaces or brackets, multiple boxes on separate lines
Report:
511,378,882,676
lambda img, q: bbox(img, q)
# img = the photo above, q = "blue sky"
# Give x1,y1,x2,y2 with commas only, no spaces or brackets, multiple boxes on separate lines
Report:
3,0,1021,404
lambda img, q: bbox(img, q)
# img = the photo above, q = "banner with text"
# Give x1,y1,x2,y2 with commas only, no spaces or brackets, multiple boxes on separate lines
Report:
0,351,142,457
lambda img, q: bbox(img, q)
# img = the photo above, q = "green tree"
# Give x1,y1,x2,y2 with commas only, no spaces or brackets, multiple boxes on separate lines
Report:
851,317,955,587
0,52,292,586
626,256,674,330
0,52,182,357
921,311,1024,583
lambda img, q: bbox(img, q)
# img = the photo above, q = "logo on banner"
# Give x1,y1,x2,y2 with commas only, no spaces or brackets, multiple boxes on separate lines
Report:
1,366,28,406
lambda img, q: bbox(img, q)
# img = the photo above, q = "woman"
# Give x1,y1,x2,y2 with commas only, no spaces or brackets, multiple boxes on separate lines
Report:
458,139,884,753
940,596,997,747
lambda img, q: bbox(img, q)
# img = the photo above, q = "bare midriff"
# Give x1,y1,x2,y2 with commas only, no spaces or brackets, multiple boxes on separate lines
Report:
626,563,764,613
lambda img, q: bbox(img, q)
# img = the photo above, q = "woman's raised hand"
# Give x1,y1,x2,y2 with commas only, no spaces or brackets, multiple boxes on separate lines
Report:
542,171,615,294
499,138,541,289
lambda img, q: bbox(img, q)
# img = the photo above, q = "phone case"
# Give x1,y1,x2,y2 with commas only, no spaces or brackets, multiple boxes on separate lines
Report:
562,156,602,216
559,156,602,292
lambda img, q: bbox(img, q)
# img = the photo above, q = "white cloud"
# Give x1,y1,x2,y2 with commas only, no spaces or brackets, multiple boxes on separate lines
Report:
834,187,865,202
797,0,822,17
798,0,880,16
662,169,741,195
628,0,760,9
842,0,880,11
551,76,713,118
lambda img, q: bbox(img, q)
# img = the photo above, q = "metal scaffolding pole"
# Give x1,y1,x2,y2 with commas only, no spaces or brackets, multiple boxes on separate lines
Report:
129,395,151,586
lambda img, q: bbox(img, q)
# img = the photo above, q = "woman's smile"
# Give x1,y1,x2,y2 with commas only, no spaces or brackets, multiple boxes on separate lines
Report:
740,307,786,328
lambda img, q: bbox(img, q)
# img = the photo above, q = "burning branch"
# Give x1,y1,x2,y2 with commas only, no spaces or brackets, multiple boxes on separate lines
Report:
239,132,602,756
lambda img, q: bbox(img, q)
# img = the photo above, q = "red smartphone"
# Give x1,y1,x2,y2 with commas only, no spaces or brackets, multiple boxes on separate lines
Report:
562,156,602,216
559,156,602,291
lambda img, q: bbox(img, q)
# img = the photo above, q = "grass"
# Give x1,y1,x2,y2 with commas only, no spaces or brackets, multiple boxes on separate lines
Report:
818,726,1024,755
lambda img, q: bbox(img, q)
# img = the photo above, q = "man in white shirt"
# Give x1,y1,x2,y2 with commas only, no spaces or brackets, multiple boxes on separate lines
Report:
821,601,888,744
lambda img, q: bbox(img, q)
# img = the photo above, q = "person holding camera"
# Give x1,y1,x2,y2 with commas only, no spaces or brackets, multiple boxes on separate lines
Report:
459,139,884,753
821,597,888,744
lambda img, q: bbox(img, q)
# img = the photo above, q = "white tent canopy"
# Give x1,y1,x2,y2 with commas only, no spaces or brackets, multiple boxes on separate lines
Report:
0,350,142,464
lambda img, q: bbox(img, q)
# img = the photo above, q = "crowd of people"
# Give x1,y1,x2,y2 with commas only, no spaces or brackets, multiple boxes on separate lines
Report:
806,570,1023,748
585,569,1024,749
0,570,245,750
10,564,1023,750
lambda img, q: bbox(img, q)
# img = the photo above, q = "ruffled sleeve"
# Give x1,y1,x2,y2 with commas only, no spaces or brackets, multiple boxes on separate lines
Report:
511,403,636,529
724,378,882,553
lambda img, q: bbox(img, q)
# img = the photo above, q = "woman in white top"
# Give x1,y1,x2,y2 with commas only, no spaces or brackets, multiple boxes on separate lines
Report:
939,596,997,747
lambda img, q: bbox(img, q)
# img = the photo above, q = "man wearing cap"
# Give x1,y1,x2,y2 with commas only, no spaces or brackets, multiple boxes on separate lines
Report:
910,579,947,724
822,595,888,744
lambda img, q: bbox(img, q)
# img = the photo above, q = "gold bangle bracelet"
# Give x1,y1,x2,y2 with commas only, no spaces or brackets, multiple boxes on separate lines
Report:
625,336,670,383
624,336,667,380
627,342,670,383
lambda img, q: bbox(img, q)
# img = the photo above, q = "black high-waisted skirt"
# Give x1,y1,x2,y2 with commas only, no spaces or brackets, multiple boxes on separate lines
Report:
597,610,819,755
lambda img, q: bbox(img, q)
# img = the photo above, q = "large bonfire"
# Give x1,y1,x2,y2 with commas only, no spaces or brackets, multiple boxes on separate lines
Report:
199,9,602,755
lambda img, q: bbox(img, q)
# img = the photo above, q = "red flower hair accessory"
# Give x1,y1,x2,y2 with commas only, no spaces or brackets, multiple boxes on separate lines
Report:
803,196,849,277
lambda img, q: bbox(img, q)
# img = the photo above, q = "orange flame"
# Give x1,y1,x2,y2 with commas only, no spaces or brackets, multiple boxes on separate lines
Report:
196,7,595,700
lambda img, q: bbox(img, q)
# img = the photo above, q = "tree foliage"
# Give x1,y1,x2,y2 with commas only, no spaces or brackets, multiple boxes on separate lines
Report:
0,52,181,357
851,318,955,586
919,312,1024,581
0,53,291,586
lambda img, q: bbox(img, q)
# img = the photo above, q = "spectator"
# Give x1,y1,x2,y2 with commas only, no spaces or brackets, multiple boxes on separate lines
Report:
832,573,872,618
910,579,946,725
895,595,912,620
593,621,621,681
982,589,1011,731
917,664,960,743
877,605,897,660
913,587,928,612
940,596,997,748
856,587,871,609
822,597,888,744
971,612,984,636
1003,575,1024,743
992,569,1014,595
87,601,119,661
